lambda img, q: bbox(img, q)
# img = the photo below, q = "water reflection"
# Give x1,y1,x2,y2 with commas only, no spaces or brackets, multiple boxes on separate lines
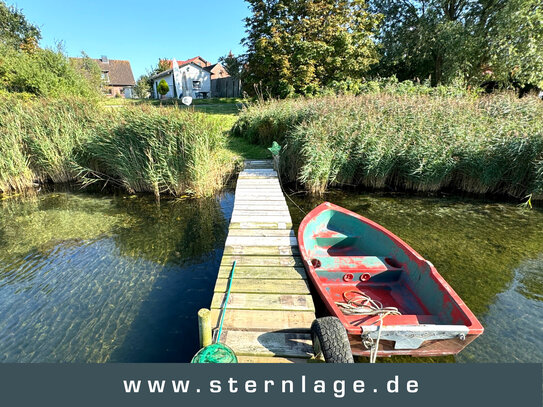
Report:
0,190,233,362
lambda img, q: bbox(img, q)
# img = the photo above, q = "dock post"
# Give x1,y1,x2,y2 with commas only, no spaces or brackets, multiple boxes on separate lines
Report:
198,308,212,348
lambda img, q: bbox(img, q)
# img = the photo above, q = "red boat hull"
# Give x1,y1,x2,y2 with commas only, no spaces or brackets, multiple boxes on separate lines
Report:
298,202,483,358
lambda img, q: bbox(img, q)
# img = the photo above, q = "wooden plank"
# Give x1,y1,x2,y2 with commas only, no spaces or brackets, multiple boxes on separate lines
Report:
236,356,310,363
210,309,313,332
229,222,292,230
236,179,281,188
225,236,297,246
223,246,300,256
220,331,313,358
234,202,288,209
211,293,315,311
227,229,295,237
214,278,310,294
231,210,291,217
235,197,287,202
231,216,292,223
221,255,303,267
217,265,307,280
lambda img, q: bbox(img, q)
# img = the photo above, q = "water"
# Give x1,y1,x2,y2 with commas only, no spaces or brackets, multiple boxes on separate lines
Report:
287,191,543,363
0,190,234,362
1,188,541,363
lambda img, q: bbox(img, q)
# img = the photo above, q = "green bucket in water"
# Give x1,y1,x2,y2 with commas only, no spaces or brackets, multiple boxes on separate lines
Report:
191,343,238,363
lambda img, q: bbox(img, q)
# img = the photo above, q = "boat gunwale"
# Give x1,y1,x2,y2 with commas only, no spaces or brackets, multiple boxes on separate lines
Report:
298,202,484,340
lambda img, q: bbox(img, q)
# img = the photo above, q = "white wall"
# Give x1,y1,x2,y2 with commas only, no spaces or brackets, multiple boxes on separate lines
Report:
153,63,211,99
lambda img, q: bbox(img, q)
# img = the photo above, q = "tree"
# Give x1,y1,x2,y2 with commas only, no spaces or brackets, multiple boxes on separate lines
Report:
218,51,243,78
0,1,40,50
157,79,169,98
133,74,151,99
242,0,382,97
370,0,543,88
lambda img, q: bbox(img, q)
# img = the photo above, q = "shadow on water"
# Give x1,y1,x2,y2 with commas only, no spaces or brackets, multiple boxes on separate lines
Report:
287,190,543,363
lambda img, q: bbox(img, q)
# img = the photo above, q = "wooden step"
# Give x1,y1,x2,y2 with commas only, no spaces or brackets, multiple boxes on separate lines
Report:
219,331,313,358
210,309,314,332
217,266,307,280
214,278,310,294
236,356,311,363
211,293,315,311
229,222,292,230
220,255,303,267
223,246,300,256
226,229,295,237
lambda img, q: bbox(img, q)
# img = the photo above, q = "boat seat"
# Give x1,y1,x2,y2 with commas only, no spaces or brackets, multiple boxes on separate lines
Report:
313,229,360,247
312,255,400,272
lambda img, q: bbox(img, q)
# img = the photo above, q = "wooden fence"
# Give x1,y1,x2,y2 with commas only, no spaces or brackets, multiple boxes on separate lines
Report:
211,77,242,98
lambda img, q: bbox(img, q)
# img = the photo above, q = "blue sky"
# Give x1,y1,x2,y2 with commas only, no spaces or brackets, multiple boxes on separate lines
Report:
10,0,250,79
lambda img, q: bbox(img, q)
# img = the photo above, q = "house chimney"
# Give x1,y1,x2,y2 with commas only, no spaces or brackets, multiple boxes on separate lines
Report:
101,55,109,63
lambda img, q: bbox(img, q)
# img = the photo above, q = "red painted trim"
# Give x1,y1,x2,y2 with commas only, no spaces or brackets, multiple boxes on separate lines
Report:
298,202,484,341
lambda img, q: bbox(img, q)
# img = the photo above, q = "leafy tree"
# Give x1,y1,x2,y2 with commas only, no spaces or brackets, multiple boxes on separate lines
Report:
157,79,169,97
242,0,382,97
134,74,151,99
218,51,243,78
370,0,543,88
0,1,40,50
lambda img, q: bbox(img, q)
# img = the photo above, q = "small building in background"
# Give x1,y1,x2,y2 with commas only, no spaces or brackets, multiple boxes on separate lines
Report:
151,60,212,99
204,63,229,80
95,56,136,98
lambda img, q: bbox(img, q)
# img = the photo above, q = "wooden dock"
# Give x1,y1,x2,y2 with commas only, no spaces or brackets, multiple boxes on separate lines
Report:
210,160,316,363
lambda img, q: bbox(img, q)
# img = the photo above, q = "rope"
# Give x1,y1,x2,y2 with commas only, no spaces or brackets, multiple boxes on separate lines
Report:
216,260,237,343
273,154,307,216
335,290,401,363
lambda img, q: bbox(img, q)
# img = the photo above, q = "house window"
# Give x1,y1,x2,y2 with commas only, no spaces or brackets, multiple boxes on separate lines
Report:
193,80,201,89
101,72,109,82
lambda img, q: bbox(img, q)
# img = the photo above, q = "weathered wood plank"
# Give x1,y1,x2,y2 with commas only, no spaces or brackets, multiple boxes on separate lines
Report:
223,246,300,256
234,204,289,211
221,255,304,267
229,222,292,230
214,278,310,294
220,331,313,358
231,210,291,217
217,265,307,280
225,236,297,247
236,356,311,363
211,293,315,311
231,216,292,224
226,229,295,237
210,309,313,332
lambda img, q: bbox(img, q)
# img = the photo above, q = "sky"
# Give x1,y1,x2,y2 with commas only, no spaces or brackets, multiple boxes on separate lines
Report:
9,0,250,79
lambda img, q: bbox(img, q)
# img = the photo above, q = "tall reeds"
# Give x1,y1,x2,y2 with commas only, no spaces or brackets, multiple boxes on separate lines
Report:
234,92,543,200
0,95,235,197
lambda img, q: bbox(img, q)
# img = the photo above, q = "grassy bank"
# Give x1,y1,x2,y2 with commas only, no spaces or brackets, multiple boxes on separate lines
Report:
233,93,543,200
0,95,240,197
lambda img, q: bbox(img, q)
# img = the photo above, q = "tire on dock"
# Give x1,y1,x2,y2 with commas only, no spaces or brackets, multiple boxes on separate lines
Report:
311,317,354,363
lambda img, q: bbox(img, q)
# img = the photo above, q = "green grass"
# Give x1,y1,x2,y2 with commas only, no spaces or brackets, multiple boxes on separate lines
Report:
233,92,543,200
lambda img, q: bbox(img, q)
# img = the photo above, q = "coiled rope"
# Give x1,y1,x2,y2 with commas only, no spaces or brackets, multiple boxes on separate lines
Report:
335,290,401,363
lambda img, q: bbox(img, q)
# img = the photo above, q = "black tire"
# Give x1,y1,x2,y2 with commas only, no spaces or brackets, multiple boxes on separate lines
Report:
311,317,354,363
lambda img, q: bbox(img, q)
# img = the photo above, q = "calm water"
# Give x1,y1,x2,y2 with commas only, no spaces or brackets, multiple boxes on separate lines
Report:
0,190,234,362
287,191,543,363
1,189,541,363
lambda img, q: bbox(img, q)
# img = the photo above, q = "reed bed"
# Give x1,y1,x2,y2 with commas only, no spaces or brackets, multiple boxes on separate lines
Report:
0,95,235,197
233,93,543,200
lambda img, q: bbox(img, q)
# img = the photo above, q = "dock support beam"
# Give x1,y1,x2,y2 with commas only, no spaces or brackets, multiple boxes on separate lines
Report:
198,308,212,348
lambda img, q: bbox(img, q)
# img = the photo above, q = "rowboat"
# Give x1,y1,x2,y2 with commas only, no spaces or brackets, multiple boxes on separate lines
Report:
298,202,483,362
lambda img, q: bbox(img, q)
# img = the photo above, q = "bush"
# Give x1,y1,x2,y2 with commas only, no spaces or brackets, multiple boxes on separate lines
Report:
233,90,543,200
157,79,169,97
0,44,102,99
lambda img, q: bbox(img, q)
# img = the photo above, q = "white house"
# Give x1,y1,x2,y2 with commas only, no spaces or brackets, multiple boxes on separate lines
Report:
151,61,211,100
